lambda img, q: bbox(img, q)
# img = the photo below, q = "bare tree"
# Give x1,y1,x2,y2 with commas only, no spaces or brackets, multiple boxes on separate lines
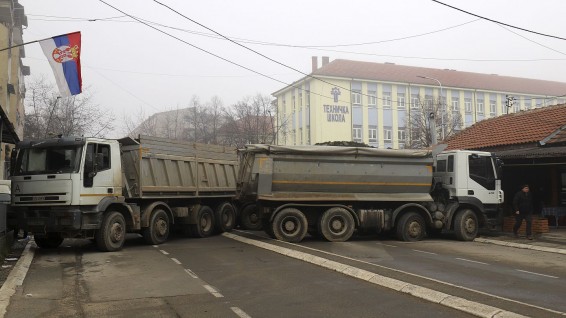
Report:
221,94,276,147
123,108,159,138
24,77,114,139
405,96,462,148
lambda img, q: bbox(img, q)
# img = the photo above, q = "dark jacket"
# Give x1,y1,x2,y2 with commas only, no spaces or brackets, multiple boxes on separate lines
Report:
513,190,533,215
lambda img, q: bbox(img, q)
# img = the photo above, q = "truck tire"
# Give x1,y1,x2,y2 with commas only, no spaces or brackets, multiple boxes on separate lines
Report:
454,209,478,241
396,212,425,242
142,208,170,245
318,207,355,242
34,233,64,249
214,202,236,233
188,206,215,238
240,204,263,231
96,211,126,252
271,208,308,243
263,218,276,239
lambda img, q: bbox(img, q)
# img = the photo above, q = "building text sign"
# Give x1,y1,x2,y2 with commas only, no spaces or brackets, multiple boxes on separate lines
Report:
323,105,349,122
324,87,349,122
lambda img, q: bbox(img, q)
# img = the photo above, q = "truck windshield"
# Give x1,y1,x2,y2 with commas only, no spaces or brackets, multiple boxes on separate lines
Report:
14,146,83,175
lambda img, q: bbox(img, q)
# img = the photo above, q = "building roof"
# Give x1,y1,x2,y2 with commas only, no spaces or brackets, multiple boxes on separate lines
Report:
445,104,566,150
311,59,566,96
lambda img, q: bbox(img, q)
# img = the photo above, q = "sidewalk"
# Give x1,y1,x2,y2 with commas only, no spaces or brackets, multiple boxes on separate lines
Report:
475,227,566,255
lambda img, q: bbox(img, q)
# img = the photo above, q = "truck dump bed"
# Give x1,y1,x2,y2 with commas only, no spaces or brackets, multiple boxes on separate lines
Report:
237,145,434,202
120,135,238,199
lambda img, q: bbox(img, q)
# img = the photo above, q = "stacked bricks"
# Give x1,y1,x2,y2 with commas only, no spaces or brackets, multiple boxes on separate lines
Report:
503,216,549,234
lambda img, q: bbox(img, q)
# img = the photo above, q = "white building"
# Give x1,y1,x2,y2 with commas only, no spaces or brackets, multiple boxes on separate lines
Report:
273,57,566,148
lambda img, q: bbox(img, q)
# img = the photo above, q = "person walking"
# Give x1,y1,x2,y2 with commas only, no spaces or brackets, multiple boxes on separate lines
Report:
513,184,533,240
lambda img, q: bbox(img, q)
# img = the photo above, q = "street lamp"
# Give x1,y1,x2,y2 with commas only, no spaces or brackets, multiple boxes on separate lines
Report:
417,75,444,140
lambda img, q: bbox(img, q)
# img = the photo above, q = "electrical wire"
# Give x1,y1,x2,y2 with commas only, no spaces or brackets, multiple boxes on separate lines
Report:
96,0,357,106
431,0,566,41
27,12,566,63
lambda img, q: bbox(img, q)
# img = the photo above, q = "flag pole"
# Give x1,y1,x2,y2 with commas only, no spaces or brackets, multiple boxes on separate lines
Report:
0,31,81,52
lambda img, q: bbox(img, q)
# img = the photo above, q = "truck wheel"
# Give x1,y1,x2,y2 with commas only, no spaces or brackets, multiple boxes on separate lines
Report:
96,211,126,252
271,208,308,243
318,207,355,242
454,209,478,241
240,204,263,231
34,233,64,249
396,212,425,242
189,206,215,238
142,208,170,245
214,202,236,233
263,218,276,239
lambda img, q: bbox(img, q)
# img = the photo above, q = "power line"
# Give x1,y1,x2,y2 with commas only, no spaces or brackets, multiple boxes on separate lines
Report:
27,12,566,63
431,0,566,41
96,0,355,106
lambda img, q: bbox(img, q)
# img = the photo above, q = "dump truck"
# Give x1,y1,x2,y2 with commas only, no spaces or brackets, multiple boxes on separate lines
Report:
235,145,503,243
8,135,238,251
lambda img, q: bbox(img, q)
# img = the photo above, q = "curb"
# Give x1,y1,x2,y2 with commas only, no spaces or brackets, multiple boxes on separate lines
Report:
474,237,566,255
0,240,35,318
224,232,527,318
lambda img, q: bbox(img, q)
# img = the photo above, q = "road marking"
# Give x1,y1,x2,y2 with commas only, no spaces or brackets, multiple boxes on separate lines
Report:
227,231,566,317
455,258,489,265
412,249,437,255
516,269,559,279
203,284,224,298
171,258,181,265
184,268,198,278
159,250,169,255
376,243,397,248
231,307,252,318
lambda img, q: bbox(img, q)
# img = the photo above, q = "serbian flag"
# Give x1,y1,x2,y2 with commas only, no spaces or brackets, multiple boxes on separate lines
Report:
39,32,82,97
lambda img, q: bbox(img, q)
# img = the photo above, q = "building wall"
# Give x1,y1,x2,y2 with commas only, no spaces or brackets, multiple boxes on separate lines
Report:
274,69,562,148
0,0,27,178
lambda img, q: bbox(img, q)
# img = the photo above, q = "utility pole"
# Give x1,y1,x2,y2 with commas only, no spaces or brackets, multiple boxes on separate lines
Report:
505,95,515,114
417,76,444,140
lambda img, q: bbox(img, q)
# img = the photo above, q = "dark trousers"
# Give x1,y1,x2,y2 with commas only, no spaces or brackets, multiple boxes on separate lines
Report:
513,213,532,236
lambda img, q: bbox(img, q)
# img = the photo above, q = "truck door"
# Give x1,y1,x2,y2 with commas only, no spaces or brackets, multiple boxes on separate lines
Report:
467,154,498,204
81,142,114,205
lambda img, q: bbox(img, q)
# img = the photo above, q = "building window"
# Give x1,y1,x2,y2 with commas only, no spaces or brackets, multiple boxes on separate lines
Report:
368,128,377,142
384,129,392,142
411,96,419,109
383,92,392,108
425,95,433,108
465,98,472,113
352,90,362,105
306,126,311,145
292,130,296,145
368,91,377,106
306,92,310,107
298,91,303,107
292,95,296,111
524,99,531,110
353,125,362,142
452,98,459,111
397,93,406,108
398,129,406,141
513,102,520,113
477,100,484,114
490,102,496,115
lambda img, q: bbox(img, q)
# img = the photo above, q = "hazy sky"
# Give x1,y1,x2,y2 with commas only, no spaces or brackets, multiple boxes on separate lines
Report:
18,0,566,137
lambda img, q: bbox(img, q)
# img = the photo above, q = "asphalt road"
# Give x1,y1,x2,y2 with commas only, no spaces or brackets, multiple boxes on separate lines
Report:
3,231,566,318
